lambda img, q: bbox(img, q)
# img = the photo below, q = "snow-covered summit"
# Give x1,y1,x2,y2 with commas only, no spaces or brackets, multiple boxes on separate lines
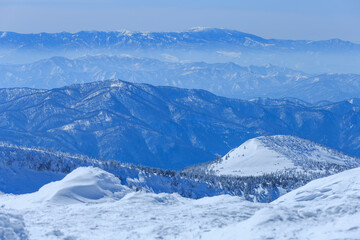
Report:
204,135,360,176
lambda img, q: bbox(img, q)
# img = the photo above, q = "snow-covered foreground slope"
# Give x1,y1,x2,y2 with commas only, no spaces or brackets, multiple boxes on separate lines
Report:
0,167,262,239
206,166,360,240
0,211,27,240
1,166,360,239
197,135,360,177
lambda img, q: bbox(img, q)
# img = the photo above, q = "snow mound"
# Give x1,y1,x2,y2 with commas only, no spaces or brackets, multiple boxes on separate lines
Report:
206,167,360,239
0,212,28,240
34,167,131,204
206,135,360,176
9,167,132,206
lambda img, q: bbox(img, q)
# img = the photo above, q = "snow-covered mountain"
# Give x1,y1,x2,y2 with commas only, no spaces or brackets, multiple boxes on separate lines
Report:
207,166,360,240
1,28,359,73
186,135,360,177
1,28,357,51
0,80,360,169
1,55,359,102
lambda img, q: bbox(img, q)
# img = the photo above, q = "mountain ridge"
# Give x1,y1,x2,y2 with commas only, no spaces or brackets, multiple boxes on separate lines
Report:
1,28,358,49
0,79,360,169
1,28,359,73
0,55,359,102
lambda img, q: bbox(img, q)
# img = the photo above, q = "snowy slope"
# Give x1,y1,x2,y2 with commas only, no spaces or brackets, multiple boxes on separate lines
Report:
202,135,360,176
0,167,262,240
2,166,360,239
206,166,360,240
0,211,28,240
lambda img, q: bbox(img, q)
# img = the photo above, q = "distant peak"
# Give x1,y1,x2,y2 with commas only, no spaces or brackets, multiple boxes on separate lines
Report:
0,32,7,38
205,135,360,177
188,27,213,32
117,29,134,36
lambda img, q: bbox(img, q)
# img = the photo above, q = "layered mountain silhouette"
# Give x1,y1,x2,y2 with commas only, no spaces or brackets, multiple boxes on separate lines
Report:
0,80,359,169
1,55,359,102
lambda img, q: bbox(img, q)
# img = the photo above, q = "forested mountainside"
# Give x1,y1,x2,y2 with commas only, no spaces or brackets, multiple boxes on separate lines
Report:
2,135,359,202
0,80,360,169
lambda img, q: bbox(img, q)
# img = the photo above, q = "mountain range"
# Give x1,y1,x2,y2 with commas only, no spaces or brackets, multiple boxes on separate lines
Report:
2,28,357,51
0,79,360,170
1,55,359,103
1,25,360,240
1,28,359,73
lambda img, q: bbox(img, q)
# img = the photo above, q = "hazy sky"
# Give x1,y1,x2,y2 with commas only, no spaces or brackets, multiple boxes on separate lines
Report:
1,0,359,42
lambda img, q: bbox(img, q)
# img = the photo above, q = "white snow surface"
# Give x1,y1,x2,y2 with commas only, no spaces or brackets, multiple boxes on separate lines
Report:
0,167,262,239
210,137,293,176
0,211,28,240
1,167,130,207
206,166,360,240
1,166,360,239
207,135,360,176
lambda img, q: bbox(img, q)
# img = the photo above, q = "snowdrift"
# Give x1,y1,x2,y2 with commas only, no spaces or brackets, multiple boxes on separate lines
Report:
3,167,131,207
206,167,360,239
33,167,131,204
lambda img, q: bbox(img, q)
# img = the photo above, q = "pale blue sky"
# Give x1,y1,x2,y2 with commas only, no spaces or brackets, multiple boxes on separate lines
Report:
1,0,359,41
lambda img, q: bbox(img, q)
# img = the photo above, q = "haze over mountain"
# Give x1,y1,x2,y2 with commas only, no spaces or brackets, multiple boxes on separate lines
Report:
2,1,359,239
0,80,360,169
1,55,359,103
1,28,359,73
